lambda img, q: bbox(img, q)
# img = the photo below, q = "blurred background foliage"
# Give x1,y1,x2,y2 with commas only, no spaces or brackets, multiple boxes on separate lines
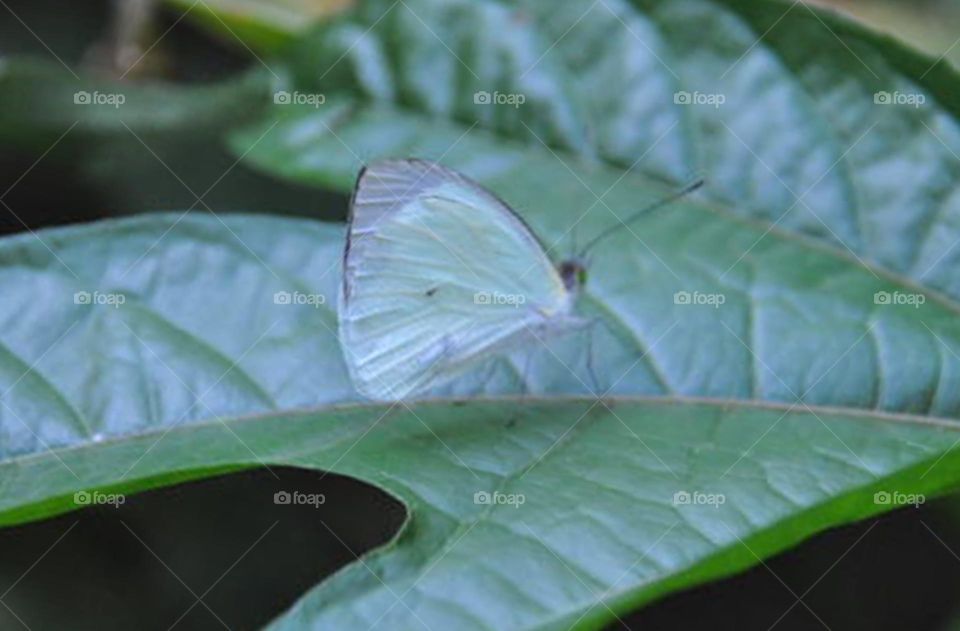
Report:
2,0,960,629
811,0,960,67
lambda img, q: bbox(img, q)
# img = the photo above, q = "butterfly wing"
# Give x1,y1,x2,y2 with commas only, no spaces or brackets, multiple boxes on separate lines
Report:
339,159,571,400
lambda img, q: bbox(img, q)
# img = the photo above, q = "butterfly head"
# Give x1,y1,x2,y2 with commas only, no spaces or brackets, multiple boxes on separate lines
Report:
558,257,588,293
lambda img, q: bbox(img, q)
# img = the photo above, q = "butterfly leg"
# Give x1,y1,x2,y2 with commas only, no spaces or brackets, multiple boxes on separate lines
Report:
479,356,501,395
584,317,604,397
500,350,533,429
519,348,535,399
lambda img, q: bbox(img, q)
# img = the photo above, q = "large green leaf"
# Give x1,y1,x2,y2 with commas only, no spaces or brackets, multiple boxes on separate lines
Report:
236,0,960,301
0,206,958,629
2,379,960,628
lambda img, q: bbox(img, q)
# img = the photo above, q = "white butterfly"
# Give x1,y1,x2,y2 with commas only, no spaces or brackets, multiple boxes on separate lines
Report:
338,159,700,401
337,159,580,400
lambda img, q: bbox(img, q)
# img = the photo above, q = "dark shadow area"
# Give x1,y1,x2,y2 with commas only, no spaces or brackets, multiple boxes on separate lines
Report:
0,0,350,232
2,468,957,631
0,467,406,631
620,498,960,630
0,141,349,236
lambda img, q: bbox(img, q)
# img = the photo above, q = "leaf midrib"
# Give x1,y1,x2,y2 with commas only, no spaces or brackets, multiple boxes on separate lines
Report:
4,395,959,474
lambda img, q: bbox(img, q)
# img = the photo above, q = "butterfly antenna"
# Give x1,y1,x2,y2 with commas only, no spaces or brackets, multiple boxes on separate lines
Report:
578,178,704,256
571,218,580,260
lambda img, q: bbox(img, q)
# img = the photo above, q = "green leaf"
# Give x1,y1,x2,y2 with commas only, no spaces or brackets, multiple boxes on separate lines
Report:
0,60,272,147
165,0,353,53
235,0,960,301
1,210,959,629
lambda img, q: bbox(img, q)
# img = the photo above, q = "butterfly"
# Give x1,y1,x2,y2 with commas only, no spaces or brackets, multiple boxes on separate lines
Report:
337,159,700,401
